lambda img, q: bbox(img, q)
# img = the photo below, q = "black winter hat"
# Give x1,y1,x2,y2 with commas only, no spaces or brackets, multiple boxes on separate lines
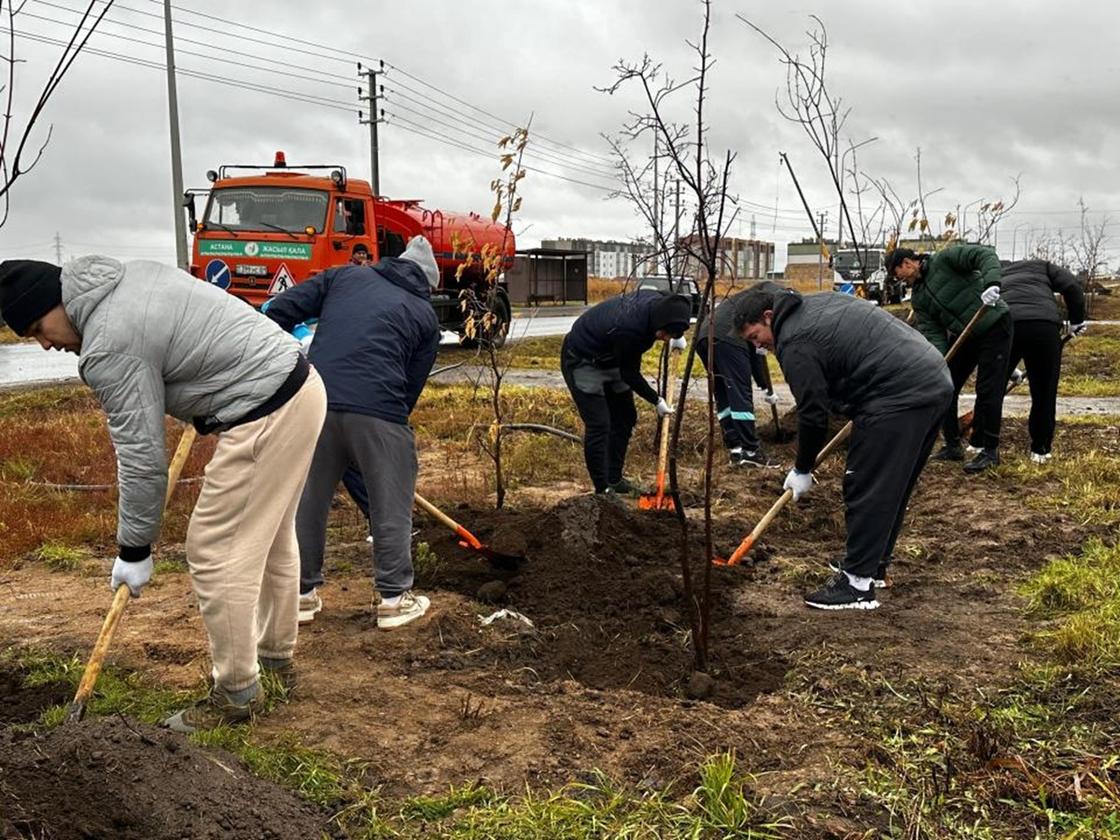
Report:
0,260,63,336
650,293,692,338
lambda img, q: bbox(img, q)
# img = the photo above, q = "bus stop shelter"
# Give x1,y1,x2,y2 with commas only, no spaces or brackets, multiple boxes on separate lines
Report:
505,248,588,305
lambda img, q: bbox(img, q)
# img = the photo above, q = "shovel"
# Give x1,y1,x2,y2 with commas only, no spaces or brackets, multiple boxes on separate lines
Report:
639,343,677,512
413,492,524,570
68,424,198,723
714,304,991,567
754,350,790,443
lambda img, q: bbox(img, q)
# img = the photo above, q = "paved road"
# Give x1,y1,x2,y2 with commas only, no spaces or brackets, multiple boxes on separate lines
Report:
0,315,583,388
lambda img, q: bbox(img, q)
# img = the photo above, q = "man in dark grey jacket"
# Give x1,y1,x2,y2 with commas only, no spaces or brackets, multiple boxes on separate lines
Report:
0,256,327,732
1001,259,1087,462
734,288,953,610
264,236,440,629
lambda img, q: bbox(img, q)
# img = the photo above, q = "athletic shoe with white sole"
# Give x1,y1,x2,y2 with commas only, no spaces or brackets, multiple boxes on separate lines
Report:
298,588,322,624
377,590,431,629
1029,451,1052,464
805,573,880,610
828,559,892,588
730,448,781,468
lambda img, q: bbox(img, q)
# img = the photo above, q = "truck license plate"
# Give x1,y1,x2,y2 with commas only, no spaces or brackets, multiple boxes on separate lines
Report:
236,264,269,276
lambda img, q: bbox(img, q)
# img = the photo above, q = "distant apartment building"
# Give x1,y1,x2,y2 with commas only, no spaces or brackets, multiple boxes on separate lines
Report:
542,236,775,281
676,236,775,281
540,238,655,279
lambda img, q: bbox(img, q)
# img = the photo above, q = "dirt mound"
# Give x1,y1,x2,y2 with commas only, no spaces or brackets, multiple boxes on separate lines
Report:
416,495,790,708
0,716,335,840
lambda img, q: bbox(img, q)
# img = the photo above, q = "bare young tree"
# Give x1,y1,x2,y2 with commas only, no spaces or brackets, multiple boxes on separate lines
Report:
1,0,115,228
456,124,531,510
601,0,737,676
1071,197,1111,317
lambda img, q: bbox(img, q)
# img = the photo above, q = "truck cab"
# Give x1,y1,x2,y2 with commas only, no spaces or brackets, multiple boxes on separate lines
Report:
185,152,515,345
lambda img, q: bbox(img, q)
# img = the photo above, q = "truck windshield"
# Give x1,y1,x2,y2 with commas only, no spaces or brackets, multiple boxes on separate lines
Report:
204,187,329,234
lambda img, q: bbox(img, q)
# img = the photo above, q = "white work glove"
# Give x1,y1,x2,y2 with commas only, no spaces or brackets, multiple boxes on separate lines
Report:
110,555,153,597
755,347,768,356
656,397,674,418
763,391,780,406
292,323,314,355
980,286,1001,307
668,336,687,352
1069,322,1088,337
783,468,813,502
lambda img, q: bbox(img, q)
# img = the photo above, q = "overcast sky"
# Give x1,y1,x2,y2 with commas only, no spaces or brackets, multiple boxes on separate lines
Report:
2,0,1118,271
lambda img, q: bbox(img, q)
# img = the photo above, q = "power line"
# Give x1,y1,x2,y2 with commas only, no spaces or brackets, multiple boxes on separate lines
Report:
381,87,617,182
132,0,613,167
384,112,616,193
9,28,358,111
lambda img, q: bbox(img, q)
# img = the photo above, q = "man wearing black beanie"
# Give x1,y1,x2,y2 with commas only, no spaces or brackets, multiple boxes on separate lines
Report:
0,256,327,734
0,260,66,341
561,289,691,495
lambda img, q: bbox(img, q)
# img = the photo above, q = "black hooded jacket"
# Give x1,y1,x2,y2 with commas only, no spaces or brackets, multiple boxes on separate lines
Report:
264,258,440,424
772,290,953,471
564,289,683,404
1000,259,1085,326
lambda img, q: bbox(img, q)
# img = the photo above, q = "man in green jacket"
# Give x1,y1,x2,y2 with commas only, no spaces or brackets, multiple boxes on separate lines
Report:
885,244,1012,473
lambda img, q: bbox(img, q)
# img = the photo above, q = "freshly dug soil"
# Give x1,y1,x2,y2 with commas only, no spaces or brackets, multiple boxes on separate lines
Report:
0,716,335,840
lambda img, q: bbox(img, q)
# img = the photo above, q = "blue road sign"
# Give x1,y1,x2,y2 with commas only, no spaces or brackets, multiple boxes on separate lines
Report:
205,259,231,289
838,282,855,295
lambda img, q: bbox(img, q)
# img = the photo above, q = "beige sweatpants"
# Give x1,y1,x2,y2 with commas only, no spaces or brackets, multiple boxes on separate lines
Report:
185,369,327,693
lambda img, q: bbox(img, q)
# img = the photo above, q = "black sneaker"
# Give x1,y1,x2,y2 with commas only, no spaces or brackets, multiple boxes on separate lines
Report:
805,573,880,610
963,448,1000,474
730,448,780,469
931,443,965,462
607,477,646,497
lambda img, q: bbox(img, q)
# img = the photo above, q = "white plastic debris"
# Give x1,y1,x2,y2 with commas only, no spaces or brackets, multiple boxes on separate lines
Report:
478,609,534,629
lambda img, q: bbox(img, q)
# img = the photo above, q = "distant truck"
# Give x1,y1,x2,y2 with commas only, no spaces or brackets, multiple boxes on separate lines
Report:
184,152,516,345
831,248,903,305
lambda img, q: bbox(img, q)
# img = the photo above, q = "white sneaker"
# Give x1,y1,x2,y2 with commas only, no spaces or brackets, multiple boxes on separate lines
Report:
965,444,983,454
298,589,322,624
1029,451,1052,464
377,590,430,629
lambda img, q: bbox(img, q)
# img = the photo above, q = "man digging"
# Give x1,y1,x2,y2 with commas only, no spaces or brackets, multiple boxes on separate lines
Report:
734,287,953,610
0,257,327,731
264,236,440,629
886,244,1012,473
561,289,691,497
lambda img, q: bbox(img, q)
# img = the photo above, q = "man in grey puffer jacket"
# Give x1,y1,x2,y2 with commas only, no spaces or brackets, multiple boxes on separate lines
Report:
0,256,327,732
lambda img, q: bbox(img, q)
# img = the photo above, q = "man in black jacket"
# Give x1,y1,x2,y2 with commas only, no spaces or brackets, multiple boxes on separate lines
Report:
1001,259,1087,462
265,236,440,629
561,290,692,495
735,288,953,610
696,283,783,467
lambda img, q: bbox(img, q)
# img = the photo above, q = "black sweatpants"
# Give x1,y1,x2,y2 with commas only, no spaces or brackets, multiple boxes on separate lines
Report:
701,339,762,452
942,315,1013,450
841,400,949,578
561,338,639,493
1007,319,1063,456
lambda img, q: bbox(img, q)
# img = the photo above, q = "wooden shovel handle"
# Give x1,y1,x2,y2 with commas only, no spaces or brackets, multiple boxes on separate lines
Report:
70,424,198,721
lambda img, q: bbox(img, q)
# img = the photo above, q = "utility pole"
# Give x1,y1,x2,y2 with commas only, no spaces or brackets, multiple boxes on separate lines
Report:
54,232,63,264
817,211,827,291
163,0,188,269
358,62,383,195
673,178,681,278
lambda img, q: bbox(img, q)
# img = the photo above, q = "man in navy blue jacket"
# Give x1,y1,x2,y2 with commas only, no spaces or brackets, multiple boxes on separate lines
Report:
561,290,691,495
265,236,440,629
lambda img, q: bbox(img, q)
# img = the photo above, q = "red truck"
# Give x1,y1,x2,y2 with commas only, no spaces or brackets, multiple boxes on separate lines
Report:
184,152,516,344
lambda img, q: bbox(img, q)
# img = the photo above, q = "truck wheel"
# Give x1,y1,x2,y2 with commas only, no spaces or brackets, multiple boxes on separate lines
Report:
458,296,510,349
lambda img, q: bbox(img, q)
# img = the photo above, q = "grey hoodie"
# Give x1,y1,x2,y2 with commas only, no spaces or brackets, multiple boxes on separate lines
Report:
65,256,299,550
